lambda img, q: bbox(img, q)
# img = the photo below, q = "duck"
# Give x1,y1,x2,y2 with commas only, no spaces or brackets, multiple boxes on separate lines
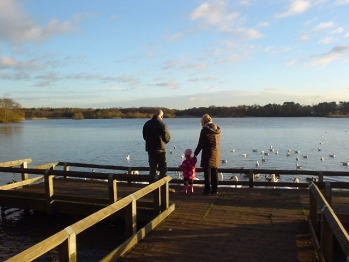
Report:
230,149,235,152
320,157,324,161
262,156,266,162
329,154,335,158
242,153,247,157
169,150,173,154
296,163,303,169
341,161,349,166
255,161,260,167
252,148,258,152
293,177,300,183
306,177,317,182
294,150,300,154
296,156,299,161
303,155,309,159
221,159,228,163
318,148,322,151
287,152,291,157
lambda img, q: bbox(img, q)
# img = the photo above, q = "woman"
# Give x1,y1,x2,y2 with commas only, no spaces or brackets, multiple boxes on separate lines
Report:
194,114,221,195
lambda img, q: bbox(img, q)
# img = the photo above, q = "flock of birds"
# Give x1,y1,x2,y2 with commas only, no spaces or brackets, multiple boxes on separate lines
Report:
221,144,349,170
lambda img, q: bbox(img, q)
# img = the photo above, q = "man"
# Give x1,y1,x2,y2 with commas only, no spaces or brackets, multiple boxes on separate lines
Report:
142,109,171,182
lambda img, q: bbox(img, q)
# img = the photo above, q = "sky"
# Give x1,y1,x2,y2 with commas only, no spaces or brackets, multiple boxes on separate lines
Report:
1,0,349,110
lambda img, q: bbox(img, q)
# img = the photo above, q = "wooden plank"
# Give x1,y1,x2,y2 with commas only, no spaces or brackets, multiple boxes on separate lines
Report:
100,203,176,262
31,162,59,170
0,176,43,190
0,159,32,167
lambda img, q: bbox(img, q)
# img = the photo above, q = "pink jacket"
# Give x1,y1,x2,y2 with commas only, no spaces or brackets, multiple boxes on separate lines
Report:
179,156,197,179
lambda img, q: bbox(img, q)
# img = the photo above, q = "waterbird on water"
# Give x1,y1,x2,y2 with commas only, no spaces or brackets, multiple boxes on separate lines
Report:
296,163,303,169
255,161,259,167
329,154,335,158
126,155,130,161
221,159,228,163
320,157,324,161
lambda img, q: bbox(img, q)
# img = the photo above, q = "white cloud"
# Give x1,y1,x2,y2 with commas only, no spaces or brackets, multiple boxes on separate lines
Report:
319,37,337,44
314,22,334,31
335,0,349,5
345,32,349,38
310,45,349,66
275,0,311,18
332,27,344,34
163,32,183,42
190,1,262,40
0,0,75,45
299,34,310,42
0,56,44,70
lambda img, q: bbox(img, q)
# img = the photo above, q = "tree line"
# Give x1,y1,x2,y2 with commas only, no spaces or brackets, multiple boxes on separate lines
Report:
1,98,349,123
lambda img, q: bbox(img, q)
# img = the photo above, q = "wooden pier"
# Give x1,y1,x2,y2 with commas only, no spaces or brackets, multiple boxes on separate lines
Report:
1,159,349,261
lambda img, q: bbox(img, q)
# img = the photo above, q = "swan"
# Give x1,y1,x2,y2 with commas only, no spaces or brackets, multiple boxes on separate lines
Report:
265,174,278,182
126,155,130,161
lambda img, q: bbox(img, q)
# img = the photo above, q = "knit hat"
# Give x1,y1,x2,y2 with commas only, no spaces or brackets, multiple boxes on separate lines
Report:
184,148,192,156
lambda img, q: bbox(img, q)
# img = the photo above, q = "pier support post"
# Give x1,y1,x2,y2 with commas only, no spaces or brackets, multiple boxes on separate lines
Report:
108,174,117,203
44,169,54,214
249,169,254,188
124,194,137,239
21,161,28,181
59,226,77,262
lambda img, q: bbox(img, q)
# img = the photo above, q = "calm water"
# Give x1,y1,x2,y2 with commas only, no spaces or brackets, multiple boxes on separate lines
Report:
1,117,349,260
1,117,349,183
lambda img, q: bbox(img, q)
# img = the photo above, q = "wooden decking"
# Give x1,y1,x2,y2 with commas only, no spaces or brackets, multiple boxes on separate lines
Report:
119,186,349,262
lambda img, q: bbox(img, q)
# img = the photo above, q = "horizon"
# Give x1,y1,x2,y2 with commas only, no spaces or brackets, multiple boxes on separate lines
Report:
1,0,349,110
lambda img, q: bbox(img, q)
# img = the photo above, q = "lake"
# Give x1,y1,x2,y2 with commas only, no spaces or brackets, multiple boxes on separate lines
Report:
1,117,349,184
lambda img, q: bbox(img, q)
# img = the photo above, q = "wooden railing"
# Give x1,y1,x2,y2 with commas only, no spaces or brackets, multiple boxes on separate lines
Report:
4,176,174,262
308,182,349,262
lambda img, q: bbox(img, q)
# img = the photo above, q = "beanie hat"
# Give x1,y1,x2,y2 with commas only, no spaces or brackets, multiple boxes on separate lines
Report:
184,148,192,156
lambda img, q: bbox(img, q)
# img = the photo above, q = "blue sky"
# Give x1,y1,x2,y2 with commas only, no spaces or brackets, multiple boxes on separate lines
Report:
1,0,349,109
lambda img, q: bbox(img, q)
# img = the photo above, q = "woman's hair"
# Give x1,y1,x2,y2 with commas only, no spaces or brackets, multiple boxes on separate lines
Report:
201,114,212,126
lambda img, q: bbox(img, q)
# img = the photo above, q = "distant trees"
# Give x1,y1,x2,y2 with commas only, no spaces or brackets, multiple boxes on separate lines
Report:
20,101,349,120
0,98,25,123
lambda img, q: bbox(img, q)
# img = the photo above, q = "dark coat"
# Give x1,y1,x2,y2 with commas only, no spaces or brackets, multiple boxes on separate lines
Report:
142,115,171,152
194,122,221,168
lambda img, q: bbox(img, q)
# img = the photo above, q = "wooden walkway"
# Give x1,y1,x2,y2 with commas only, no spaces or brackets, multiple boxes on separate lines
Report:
119,186,347,262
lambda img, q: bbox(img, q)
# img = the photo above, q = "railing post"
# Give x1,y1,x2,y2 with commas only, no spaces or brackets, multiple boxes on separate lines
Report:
20,161,28,181
59,226,77,262
154,186,161,215
108,174,117,203
320,206,334,262
309,184,319,238
63,162,69,178
44,169,54,214
318,171,323,183
124,194,137,239
324,181,332,205
249,169,254,188
160,180,169,211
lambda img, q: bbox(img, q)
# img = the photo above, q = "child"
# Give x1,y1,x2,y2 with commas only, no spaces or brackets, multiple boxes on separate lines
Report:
178,148,197,193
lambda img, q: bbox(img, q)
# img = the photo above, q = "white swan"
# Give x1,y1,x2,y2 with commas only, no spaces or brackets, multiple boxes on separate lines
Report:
265,174,279,182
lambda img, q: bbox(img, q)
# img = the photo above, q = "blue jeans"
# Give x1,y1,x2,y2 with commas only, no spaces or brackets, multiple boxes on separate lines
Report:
148,151,167,182
203,167,218,194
